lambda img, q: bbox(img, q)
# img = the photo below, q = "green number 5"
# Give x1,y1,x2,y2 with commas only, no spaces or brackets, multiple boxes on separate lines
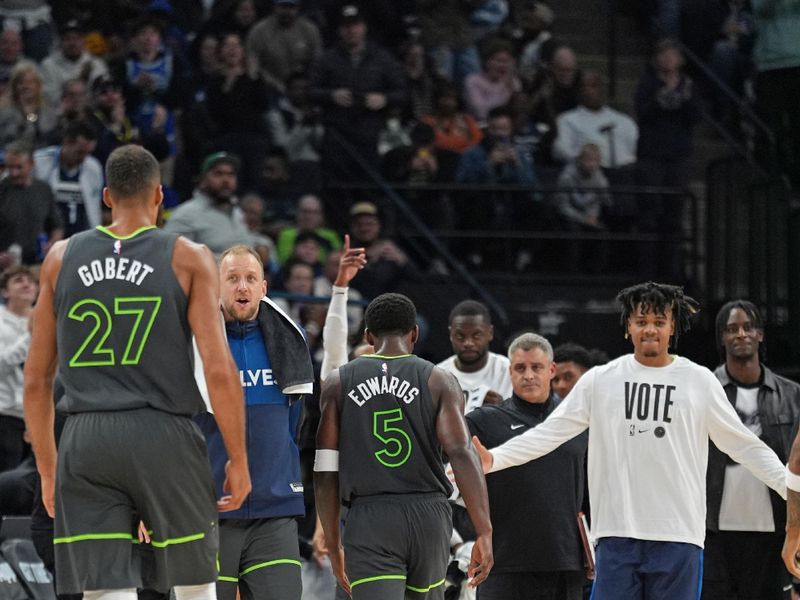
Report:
373,408,412,468
68,296,162,367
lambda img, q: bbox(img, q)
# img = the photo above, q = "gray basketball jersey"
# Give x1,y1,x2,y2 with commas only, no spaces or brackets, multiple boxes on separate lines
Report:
338,354,453,502
54,226,204,415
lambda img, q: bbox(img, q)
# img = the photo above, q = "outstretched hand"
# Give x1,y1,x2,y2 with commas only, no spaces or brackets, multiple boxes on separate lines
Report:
471,436,493,474
334,234,367,288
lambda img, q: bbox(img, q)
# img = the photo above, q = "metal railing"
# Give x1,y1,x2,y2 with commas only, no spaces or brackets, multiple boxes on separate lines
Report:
604,0,781,178
706,157,791,319
326,129,510,325
327,181,701,284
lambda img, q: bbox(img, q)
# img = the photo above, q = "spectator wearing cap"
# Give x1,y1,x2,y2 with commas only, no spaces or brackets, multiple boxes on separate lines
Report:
206,30,271,189
40,20,109,109
276,194,342,264
245,0,322,93
347,201,420,299
164,152,270,260
309,4,406,177
88,75,138,166
33,119,102,237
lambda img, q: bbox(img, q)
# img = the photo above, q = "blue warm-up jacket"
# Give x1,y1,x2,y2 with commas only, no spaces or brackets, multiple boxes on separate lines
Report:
196,320,305,519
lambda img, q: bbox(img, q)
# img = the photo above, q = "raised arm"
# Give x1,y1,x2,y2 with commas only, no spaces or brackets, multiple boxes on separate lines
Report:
431,367,493,587
23,240,67,517
314,369,350,594
178,239,251,511
320,235,366,381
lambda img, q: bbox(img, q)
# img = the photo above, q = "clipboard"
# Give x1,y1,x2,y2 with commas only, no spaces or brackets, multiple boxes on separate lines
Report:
577,512,596,579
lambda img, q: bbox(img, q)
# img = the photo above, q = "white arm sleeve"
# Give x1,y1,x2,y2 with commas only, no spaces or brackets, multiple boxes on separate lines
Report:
320,286,349,382
489,370,592,472
706,373,787,499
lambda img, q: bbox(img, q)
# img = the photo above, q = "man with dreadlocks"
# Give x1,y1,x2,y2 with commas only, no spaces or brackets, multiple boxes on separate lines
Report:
473,282,786,600
704,300,800,600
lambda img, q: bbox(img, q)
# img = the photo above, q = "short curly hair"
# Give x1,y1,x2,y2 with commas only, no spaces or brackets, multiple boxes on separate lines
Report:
365,293,417,337
617,281,699,346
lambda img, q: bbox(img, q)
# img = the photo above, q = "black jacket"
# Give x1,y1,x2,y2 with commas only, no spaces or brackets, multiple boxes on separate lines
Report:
309,41,406,140
706,364,800,532
467,394,587,573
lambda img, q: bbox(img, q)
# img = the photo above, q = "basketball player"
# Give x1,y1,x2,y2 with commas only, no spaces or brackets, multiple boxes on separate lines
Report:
474,282,786,600
315,293,493,599
23,145,251,600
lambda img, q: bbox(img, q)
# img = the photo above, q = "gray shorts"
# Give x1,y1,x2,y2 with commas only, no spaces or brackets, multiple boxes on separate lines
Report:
54,409,218,594
344,493,452,600
217,517,302,600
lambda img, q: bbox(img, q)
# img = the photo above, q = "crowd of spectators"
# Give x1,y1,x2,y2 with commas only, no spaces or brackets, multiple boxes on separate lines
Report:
0,0,795,318
0,6,798,599
0,0,701,281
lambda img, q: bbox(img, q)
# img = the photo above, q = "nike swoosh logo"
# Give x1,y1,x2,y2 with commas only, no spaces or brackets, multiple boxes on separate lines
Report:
510,424,525,430
638,429,649,434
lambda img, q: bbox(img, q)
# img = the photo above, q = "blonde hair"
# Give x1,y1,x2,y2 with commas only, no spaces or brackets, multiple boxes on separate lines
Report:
219,244,264,271
9,61,43,106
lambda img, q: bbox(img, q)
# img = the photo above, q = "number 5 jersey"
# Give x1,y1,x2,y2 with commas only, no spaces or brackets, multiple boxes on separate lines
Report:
337,354,453,503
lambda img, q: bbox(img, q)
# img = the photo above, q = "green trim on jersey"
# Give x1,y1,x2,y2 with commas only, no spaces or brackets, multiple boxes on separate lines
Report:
350,574,406,588
54,532,135,544
360,354,412,360
96,225,157,240
239,559,302,577
218,576,239,583
54,531,205,548
406,577,446,593
149,532,206,548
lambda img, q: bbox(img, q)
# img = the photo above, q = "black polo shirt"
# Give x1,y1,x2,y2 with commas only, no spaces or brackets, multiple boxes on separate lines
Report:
467,393,587,573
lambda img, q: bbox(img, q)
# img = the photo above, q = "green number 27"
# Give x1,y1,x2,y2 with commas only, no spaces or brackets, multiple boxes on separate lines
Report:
68,296,162,367
373,408,412,468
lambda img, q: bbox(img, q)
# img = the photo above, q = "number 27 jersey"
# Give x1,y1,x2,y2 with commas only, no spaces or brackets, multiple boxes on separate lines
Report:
54,226,205,416
338,355,453,503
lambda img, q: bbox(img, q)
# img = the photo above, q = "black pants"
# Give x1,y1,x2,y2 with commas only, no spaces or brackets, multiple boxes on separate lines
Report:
477,570,584,600
0,415,28,473
701,529,789,600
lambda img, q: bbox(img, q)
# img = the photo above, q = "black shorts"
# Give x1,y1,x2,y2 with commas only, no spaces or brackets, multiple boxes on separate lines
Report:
54,409,218,594
344,493,452,600
217,517,302,600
